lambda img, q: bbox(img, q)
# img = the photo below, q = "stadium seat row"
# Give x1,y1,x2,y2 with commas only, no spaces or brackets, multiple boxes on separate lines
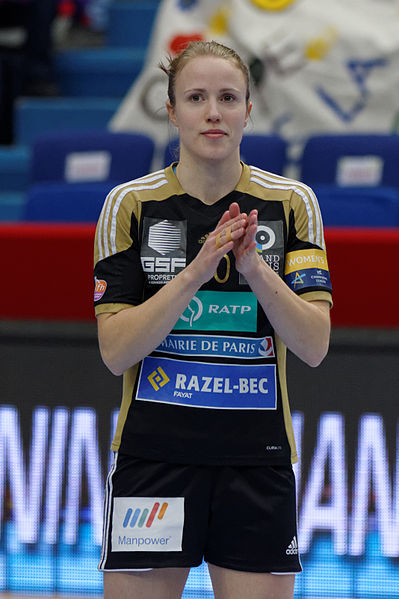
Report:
4,129,399,189
1,130,399,226
22,181,399,228
54,1,160,96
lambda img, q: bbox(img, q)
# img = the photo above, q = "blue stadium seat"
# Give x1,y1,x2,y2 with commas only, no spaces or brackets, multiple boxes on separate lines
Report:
106,1,159,49
15,97,120,145
163,137,179,166
30,130,155,185
313,185,399,227
0,146,30,191
55,48,146,97
0,192,27,221
300,134,399,189
23,181,114,222
239,134,287,174
163,134,287,174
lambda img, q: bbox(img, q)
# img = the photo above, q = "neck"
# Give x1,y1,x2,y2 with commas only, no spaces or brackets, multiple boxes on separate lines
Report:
175,152,242,205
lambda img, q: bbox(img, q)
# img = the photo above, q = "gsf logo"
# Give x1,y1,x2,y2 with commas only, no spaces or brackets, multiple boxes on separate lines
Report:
141,257,186,273
141,218,187,283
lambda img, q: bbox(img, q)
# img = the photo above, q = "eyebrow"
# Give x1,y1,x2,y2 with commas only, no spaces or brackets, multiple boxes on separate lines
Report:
184,87,242,94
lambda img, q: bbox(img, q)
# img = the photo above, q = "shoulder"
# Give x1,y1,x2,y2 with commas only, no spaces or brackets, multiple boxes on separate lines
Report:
241,164,324,248
105,168,172,210
98,167,179,232
244,165,317,204
95,168,178,261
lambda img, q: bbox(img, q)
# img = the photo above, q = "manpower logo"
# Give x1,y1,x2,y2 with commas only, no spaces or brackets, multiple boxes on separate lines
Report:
112,497,184,552
122,502,168,529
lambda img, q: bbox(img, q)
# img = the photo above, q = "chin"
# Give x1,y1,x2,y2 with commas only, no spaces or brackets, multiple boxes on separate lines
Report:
199,144,236,163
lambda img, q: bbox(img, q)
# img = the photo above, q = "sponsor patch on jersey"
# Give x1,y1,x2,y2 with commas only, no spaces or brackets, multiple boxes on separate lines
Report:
137,356,277,410
240,220,284,284
156,334,275,359
284,249,332,292
111,497,184,552
174,291,257,332
94,277,107,301
140,218,187,284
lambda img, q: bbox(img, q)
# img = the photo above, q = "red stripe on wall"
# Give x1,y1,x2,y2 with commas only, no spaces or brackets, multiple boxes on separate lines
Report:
0,224,398,327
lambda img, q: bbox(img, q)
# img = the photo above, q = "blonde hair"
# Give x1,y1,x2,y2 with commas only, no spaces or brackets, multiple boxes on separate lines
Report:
159,40,251,108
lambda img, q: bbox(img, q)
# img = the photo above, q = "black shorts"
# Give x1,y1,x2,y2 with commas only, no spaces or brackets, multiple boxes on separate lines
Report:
99,453,302,574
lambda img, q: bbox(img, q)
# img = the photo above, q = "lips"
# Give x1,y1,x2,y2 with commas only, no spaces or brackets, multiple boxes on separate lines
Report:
201,129,227,138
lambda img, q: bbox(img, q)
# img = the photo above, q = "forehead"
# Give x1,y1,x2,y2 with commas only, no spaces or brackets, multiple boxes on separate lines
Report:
176,56,246,90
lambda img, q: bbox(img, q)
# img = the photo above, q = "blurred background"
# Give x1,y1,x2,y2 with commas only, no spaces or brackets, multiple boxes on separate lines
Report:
1,0,399,597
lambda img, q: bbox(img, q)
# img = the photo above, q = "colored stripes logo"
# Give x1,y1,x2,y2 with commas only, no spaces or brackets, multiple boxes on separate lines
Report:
122,502,168,529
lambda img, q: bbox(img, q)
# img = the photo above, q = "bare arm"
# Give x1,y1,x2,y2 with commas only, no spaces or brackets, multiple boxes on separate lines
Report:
240,256,330,366
98,213,247,375
229,203,331,367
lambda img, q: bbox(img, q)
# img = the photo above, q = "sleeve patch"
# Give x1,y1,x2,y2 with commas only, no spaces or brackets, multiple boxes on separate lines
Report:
284,249,331,292
94,277,107,302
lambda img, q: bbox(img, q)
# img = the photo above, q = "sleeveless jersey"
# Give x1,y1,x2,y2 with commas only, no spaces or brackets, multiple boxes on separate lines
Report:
94,163,332,465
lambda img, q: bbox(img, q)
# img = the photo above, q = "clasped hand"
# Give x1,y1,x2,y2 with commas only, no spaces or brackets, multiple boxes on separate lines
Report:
190,202,261,285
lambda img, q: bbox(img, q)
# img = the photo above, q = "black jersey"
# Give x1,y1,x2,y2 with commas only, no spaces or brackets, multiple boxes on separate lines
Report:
94,163,332,466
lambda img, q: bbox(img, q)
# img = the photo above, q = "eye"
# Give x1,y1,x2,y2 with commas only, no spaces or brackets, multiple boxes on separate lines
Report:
189,93,202,102
221,94,235,102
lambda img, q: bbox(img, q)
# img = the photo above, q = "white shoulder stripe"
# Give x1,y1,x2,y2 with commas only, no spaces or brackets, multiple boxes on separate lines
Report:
109,179,168,256
249,167,324,248
131,169,167,184
98,173,169,260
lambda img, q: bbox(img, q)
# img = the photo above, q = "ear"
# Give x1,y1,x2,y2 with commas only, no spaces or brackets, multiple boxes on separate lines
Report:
244,102,253,127
166,101,178,128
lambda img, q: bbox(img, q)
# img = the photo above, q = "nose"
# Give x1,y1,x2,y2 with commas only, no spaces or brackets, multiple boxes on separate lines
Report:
205,97,221,122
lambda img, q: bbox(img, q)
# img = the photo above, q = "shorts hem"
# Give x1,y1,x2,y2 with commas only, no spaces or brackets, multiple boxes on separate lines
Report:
206,558,302,574
99,567,153,572
99,560,202,572
270,571,301,575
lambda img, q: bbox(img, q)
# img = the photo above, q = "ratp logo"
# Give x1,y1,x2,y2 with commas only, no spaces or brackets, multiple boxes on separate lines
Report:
175,291,257,332
123,502,168,529
179,296,203,327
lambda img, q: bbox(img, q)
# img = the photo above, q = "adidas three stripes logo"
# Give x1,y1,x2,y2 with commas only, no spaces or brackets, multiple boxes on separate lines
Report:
286,536,298,555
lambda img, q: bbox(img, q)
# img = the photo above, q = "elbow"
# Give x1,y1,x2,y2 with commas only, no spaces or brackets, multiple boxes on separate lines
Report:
304,337,330,368
305,353,326,368
99,346,125,377
304,309,331,367
97,314,129,376
107,363,125,377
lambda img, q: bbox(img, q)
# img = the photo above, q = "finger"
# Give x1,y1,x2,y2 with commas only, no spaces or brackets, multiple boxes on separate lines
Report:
228,202,241,219
214,220,246,249
215,224,233,248
245,222,258,246
241,211,258,248
216,210,232,228
247,209,258,226
214,214,247,236
236,222,258,252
